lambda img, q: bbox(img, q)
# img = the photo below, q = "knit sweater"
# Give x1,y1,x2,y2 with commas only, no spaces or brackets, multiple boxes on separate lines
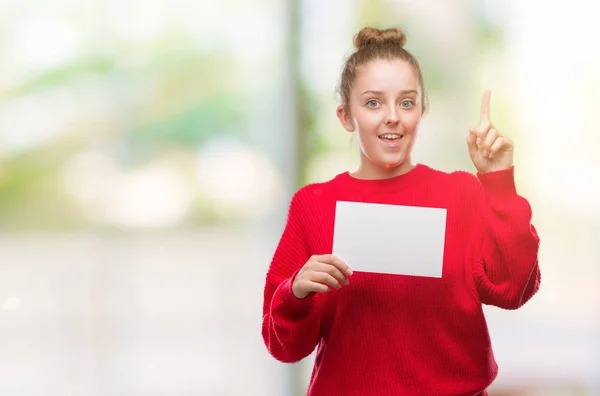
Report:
261,164,541,396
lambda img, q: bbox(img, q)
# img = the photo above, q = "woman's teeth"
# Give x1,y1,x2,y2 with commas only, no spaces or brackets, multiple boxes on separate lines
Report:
379,134,402,140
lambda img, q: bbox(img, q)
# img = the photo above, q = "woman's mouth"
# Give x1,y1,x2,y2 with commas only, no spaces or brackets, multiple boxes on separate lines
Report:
378,133,403,147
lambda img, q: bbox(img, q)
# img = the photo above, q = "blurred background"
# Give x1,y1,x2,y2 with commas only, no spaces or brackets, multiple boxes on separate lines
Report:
0,0,598,395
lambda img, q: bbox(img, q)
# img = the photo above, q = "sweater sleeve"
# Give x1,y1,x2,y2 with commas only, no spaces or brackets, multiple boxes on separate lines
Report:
465,167,541,310
261,188,321,363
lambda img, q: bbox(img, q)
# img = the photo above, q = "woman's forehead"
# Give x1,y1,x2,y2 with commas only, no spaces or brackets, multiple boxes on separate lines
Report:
353,59,419,93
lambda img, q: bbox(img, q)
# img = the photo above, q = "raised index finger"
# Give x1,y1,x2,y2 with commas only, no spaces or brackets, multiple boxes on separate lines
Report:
480,90,491,123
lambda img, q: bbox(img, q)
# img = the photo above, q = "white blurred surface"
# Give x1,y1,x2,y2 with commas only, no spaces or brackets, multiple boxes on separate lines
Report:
0,231,281,395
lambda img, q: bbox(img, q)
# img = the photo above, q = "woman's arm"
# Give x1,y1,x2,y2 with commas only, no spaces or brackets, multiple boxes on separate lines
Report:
464,167,541,309
261,189,322,363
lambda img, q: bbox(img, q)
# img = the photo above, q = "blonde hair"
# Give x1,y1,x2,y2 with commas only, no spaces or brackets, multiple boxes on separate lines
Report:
338,27,428,113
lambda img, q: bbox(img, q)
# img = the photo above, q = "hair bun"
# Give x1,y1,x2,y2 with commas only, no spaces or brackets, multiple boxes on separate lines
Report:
353,27,407,50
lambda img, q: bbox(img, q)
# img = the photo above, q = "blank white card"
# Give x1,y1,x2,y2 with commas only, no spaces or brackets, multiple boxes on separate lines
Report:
332,201,447,278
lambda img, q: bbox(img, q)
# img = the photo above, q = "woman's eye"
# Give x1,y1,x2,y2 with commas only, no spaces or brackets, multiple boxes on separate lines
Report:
366,100,379,108
400,100,414,108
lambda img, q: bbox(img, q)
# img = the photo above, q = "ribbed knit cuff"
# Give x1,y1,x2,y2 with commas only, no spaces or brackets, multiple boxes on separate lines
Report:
477,166,517,199
273,270,317,320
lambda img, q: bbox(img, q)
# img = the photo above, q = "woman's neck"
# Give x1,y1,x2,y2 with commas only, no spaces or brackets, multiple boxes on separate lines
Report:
351,159,415,180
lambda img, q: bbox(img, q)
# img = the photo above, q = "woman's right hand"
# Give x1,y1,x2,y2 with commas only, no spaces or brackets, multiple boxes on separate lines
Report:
292,254,353,299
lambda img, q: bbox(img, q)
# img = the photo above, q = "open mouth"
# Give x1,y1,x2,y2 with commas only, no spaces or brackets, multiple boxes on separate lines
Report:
378,133,403,142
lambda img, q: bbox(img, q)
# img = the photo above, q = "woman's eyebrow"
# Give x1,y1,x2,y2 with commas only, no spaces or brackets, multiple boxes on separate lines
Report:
360,89,418,95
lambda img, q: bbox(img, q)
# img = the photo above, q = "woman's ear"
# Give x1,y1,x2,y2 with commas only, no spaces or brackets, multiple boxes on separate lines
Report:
336,105,355,132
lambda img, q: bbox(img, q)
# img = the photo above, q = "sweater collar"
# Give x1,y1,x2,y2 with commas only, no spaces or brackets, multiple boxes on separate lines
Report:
333,164,431,194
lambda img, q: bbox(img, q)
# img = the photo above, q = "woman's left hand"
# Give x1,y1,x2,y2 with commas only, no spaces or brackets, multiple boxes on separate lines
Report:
467,90,514,173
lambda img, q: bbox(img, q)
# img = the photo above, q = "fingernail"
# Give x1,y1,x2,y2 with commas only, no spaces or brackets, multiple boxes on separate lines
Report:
346,268,353,276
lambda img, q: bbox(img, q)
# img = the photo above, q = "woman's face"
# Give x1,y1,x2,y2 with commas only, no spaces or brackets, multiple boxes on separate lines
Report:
337,58,424,179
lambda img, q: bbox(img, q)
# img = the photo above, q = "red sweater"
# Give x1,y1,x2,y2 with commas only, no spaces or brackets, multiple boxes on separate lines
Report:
262,164,541,396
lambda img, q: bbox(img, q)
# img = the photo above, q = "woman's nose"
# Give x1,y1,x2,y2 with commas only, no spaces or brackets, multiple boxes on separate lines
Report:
385,106,400,125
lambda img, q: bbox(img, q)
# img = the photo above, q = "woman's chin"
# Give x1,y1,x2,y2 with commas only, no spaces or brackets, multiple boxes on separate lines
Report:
381,161,404,169
361,150,412,175
379,155,409,169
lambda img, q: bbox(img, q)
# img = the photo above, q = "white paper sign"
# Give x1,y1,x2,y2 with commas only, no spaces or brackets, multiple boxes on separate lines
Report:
332,201,447,278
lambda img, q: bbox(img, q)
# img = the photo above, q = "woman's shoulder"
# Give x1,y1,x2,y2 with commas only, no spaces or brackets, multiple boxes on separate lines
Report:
427,165,480,185
292,176,339,202
423,165,483,198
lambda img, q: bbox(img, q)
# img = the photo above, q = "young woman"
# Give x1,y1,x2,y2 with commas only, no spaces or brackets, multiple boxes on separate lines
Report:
261,26,541,396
